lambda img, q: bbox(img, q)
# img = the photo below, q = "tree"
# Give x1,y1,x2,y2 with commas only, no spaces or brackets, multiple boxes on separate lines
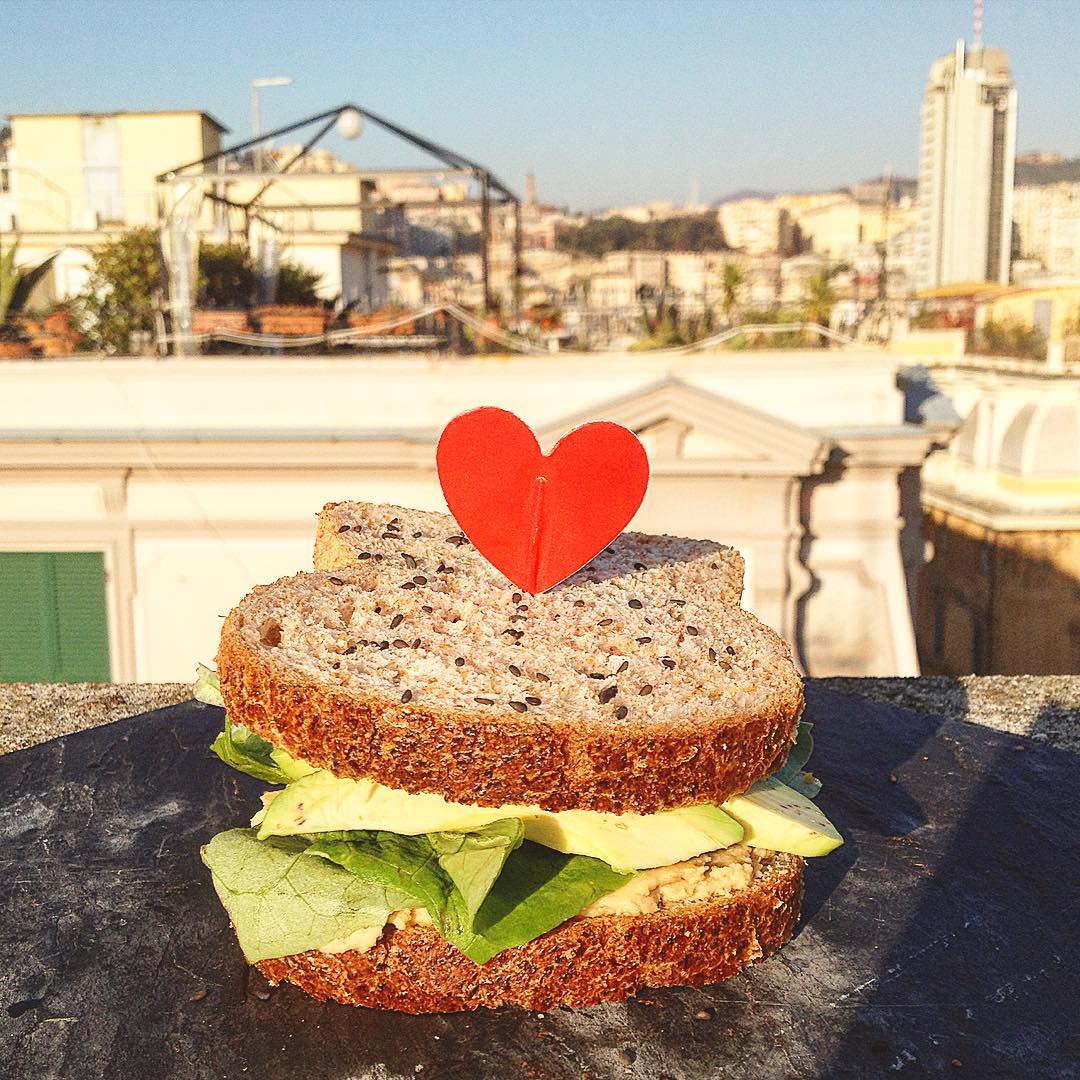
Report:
721,262,744,324
75,228,165,353
198,242,254,308
275,260,322,305
802,271,838,342
0,237,58,339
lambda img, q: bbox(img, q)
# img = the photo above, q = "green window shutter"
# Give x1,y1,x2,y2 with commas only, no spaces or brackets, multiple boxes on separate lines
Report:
0,552,111,683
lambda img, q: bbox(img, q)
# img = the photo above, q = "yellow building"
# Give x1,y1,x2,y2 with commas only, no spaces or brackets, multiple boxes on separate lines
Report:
976,281,1080,347
7,111,224,298
781,193,916,260
4,110,391,309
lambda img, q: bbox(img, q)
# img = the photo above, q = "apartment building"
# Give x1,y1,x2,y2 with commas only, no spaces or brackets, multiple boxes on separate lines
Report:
915,41,1017,289
2,110,391,308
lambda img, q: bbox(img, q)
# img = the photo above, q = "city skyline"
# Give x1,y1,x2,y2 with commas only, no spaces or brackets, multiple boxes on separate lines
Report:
3,0,1079,209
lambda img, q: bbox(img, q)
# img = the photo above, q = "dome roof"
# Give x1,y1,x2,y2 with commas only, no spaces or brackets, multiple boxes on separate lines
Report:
1000,402,1080,477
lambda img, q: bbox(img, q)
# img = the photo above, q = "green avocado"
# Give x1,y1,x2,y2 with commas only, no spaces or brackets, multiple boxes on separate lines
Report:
255,768,745,870
722,776,843,856
521,804,744,872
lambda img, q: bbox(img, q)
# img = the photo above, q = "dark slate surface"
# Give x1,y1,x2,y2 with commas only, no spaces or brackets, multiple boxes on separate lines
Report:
1,684,1078,1080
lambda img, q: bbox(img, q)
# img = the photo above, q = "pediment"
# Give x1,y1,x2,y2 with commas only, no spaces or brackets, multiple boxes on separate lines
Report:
540,377,827,475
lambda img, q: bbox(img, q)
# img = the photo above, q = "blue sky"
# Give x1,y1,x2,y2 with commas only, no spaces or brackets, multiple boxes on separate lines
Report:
4,0,1078,209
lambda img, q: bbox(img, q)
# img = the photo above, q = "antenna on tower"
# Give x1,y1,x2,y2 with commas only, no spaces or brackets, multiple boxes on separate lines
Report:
973,0,983,48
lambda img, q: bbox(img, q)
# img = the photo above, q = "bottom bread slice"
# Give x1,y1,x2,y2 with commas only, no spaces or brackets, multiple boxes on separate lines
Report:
256,851,804,1012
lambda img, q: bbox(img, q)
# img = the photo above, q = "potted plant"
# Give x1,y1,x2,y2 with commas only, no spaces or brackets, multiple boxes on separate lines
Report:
0,237,59,357
194,242,254,335
253,261,328,335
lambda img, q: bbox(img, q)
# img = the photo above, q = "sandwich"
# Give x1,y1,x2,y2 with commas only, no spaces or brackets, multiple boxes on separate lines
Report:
199,501,841,1012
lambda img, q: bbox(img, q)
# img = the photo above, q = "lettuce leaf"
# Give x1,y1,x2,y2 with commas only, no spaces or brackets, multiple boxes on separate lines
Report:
201,829,410,963
772,721,822,798
210,716,289,786
194,663,224,707
308,823,630,964
457,841,632,964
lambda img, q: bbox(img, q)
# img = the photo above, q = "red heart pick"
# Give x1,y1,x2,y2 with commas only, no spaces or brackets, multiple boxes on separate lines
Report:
436,407,649,593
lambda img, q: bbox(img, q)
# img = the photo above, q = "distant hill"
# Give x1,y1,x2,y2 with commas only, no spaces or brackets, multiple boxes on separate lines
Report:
1015,158,1080,186
710,189,778,207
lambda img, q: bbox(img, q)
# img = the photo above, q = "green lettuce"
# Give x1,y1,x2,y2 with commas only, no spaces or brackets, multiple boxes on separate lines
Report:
772,721,822,799
201,829,412,963
308,822,631,964
210,715,289,786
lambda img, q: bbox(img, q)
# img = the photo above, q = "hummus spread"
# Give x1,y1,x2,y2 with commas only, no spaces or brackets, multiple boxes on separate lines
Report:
316,844,764,956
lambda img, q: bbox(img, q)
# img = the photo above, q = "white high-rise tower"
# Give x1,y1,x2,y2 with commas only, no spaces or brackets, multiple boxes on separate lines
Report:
915,38,1017,289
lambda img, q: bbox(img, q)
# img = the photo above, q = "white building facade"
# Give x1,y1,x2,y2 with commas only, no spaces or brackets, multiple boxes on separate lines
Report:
0,351,935,682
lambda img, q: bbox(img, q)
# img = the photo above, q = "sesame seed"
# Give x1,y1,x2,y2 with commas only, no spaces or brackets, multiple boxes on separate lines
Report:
615,706,629,720
509,664,523,677
344,646,357,656
536,672,550,682
400,689,412,703
510,614,528,622
455,657,465,667
637,636,652,644
639,684,653,696
512,592,522,604
413,531,422,538
509,700,528,713
400,582,416,590
709,648,717,661
671,598,686,606
633,562,646,571
598,618,613,627
628,598,643,609
710,561,719,569
392,638,408,648
687,626,700,636
390,614,404,629
617,660,629,674
381,533,396,540
412,575,427,585
332,662,340,670
379,641,390,650
662,657,676,670
718,660,732,671
588,673,606,680
374,553,384,561
422,605,434,614
475,697,494,705
388,518,400,525
525,696,541,706
726,645,736,655
599,685,617,704
412,638,420,649
337,524,351,533
358,551,371,560
574,599,586,608
402,554,417,569
517,603,529,612
329,576,345,585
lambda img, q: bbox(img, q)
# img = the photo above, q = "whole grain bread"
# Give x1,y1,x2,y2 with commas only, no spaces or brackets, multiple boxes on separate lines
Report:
256,851,803,1012
217,550,803,812
315,501,745,604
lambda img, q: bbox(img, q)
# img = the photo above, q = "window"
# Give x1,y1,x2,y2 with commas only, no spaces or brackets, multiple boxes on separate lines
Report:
0,552,111,682
82,117,123,225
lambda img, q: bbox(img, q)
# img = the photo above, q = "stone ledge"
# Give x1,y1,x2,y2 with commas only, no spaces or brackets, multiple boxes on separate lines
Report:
2,676,1078,757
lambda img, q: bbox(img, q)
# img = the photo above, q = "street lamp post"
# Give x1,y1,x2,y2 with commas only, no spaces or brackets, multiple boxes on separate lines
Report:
250,77,294,172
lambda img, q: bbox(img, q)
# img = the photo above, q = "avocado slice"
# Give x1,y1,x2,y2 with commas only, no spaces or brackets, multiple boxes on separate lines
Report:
256,770,507,839
722,776,843,856
522,804,744,872
255,769,745,870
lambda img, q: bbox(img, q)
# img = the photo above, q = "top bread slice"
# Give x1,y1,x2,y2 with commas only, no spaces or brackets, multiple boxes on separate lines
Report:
216,501,803,814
